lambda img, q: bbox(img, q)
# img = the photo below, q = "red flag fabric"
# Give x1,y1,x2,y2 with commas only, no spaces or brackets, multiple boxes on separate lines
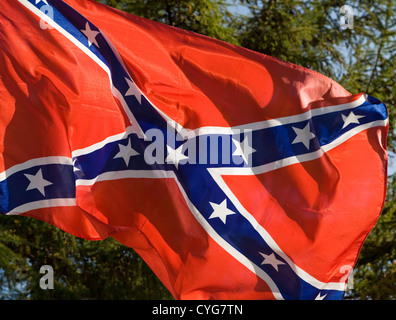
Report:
0,0,388,299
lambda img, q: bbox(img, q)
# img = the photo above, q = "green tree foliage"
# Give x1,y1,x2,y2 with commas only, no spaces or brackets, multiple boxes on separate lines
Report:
237,0,396,300
1,0,395,299
102,0,239,44
0,216,172,299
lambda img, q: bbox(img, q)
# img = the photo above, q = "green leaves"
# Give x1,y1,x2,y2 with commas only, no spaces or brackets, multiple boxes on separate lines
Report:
101,0,239,44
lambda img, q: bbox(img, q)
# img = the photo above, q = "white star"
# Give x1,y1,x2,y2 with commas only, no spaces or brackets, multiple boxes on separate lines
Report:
208,199,236,224
342,111,365,129
81,22,100,47
36,0,49,4
259,252,285,272
232,136,256,164
24,169,53,197
114,139,139,166
291,122,316,149
124,77,142,104
72,158,82,173
165,144,189,169
315,292,327,300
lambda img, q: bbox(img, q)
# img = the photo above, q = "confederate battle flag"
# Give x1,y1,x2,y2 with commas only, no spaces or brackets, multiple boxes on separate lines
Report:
0,0,388,299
